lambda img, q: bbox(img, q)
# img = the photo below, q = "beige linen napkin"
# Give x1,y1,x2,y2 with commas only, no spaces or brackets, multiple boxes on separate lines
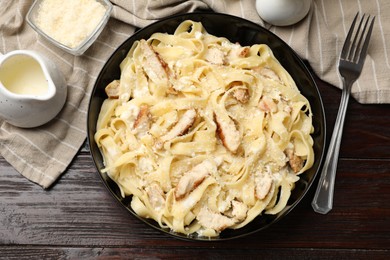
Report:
0,0,135,188
0,0,389,188
110,0,390,104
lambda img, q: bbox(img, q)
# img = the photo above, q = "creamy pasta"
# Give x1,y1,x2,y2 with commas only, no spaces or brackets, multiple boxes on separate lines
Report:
95,20,314,237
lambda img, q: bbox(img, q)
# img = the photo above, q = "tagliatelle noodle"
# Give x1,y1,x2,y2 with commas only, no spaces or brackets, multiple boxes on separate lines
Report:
94,20,315,237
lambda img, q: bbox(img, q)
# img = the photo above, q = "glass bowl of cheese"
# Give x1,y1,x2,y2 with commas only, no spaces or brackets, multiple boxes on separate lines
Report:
27,0,112,56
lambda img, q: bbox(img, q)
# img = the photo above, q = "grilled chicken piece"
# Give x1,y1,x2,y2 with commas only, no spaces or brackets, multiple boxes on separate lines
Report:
205,47,225,65
255,67,281,82
175,160,214,200
215,114,240,153
133,104,151,134
105,80,120,99
232,46,250,58
285,148,304,173
231,200,248,221
228,81,250,104
145,182,166,212
197,206,235,231
232,87,250,104
258,96,278,113
226,45,250,62
254,171,273,200
160,109,197,144
139,39,169,86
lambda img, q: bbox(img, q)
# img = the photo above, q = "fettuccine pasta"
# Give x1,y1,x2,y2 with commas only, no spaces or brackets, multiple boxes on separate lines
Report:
95,20,314,237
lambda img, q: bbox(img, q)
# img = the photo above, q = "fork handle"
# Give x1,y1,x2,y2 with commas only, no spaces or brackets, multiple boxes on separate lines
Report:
311,78,353,214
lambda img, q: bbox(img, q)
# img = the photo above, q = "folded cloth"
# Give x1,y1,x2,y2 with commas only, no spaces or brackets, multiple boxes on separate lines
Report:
110,0,390,104
0,0,389,188
0,0,135,188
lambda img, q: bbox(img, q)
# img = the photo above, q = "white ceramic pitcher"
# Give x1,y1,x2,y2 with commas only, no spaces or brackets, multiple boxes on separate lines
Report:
0,50,67,128
256,0,312,26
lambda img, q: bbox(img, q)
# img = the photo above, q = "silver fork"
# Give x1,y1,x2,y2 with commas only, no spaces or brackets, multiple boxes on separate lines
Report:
312,13,375,214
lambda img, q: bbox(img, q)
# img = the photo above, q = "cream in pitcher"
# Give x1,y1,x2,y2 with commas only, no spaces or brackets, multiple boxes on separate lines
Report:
0,54,49,96
0,50,67,128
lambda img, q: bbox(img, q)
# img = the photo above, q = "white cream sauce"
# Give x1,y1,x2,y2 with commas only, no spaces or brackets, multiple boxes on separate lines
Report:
0,55,49,96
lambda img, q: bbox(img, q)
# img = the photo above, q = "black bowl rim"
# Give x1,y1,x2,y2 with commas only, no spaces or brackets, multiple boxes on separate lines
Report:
87,11,326,241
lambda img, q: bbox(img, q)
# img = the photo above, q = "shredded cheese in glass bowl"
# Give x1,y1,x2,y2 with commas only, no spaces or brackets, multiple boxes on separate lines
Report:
27,0,112,55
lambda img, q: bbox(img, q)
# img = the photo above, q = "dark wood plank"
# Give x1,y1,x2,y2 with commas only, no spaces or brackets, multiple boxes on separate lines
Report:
1,66,389,259
314,74,390,159
0,247,388,260
1,154,389,250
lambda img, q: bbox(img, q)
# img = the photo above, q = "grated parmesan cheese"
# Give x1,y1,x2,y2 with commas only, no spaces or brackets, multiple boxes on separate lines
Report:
35,0,107,49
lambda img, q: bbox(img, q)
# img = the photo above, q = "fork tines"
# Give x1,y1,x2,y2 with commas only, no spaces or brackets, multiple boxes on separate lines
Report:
341,13,375,64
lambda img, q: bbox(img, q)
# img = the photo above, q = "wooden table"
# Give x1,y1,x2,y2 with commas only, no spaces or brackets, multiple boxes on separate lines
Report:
1,66,389,259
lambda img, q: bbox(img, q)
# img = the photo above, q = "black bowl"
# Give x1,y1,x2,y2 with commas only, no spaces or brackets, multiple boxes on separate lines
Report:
87,12,326,241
